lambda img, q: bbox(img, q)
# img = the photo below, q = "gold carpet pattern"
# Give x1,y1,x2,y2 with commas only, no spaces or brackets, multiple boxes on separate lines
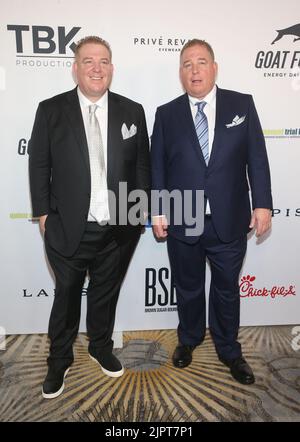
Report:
0,326,299,422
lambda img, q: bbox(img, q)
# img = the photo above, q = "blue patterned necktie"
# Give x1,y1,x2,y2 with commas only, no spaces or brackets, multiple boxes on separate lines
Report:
195,101,209,165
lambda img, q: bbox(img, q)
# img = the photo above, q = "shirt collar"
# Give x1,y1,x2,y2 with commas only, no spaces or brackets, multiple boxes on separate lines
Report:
188,84,217,107
77,86,108,109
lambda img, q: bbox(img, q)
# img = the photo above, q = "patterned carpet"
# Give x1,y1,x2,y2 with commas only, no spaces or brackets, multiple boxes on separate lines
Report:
0,326,299,422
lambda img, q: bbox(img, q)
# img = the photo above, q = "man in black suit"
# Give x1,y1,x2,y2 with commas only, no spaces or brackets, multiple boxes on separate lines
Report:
29,36,150,399
151,39,272,385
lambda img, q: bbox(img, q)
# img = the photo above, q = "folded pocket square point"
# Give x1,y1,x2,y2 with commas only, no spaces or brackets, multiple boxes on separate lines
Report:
226,115,246,128
121,122,137,139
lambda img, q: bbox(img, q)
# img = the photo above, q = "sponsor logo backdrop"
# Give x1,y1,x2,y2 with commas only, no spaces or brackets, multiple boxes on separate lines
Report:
1,0,299,333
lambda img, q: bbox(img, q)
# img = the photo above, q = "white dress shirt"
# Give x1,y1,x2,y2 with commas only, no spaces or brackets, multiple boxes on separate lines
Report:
77,87,110,222
153,85,217,222
188,84,217,214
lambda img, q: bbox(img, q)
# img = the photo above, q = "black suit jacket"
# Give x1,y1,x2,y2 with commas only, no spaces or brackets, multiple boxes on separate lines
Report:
29,87,150,256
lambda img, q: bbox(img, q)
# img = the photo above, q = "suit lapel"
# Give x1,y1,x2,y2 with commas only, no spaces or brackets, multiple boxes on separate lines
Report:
176,89,231,169
107,91,122,190
62,89,124,189
208,87,226,168
63,87,90,173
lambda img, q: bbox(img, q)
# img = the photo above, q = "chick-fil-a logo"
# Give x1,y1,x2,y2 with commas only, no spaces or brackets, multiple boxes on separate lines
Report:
240,275,296,299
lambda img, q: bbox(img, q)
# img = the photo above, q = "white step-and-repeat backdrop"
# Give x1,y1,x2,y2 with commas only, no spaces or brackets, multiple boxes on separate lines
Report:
1,0,299,334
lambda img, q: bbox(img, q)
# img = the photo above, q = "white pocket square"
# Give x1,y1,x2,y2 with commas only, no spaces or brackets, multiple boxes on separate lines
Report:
121,123,137,140
225,115,246,128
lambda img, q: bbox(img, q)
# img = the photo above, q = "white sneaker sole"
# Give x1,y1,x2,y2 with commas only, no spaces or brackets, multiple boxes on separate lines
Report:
89,355,124,378
42,367,70,399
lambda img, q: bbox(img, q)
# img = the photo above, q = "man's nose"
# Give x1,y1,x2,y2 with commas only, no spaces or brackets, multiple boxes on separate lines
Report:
93,62,102,72
192,63,199,74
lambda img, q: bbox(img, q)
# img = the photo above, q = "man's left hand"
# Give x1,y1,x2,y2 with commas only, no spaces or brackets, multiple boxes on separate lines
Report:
249,208,272,237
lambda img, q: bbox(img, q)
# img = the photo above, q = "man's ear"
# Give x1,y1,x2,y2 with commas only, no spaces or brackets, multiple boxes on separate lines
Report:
72,61,78,84
72,61,77,77
214,62,218,79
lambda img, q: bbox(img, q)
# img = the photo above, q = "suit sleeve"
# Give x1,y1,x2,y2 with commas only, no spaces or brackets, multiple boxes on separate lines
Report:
247,96,273,210
28,103,51,217
150,108,167,216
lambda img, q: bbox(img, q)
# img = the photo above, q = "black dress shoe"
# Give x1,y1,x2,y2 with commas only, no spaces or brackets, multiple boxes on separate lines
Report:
172,344,196,368
89,351,124,378
42,365,71,399
219,356,255,385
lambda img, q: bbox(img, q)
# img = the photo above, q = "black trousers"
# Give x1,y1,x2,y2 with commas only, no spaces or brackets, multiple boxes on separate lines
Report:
45,224,139,371
167,216,247,360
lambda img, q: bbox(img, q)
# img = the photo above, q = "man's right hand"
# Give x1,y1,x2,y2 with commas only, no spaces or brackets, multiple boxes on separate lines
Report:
39,214,48,235
152,215,168,239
